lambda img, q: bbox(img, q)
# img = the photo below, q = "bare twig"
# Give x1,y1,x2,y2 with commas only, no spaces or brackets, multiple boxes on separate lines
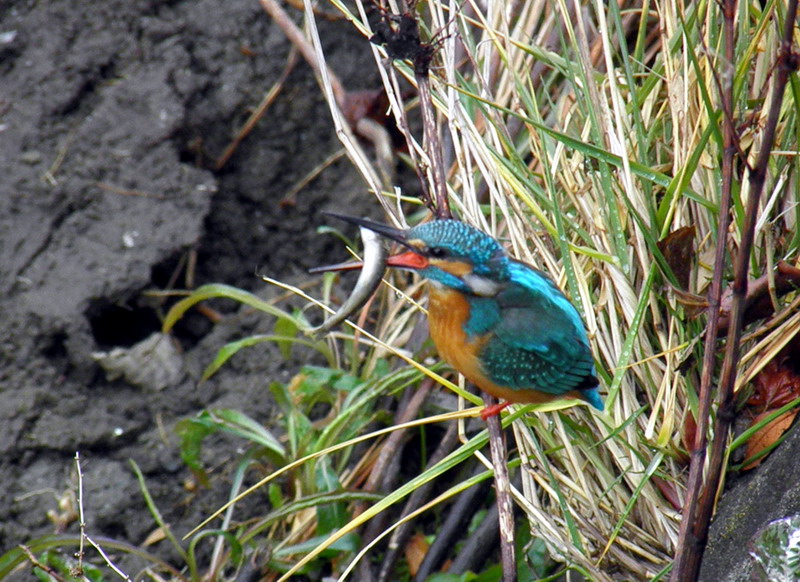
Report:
718,261,800,332
413,459,491,580
215,48,299,170
19,545,67,581
379,421,460,582
74,452,134,581
671,0,799,578
484,395,516,582
414,61,451,219
75,452,86,576
364,380,435,495
84,536,133,581
356,380,435,580
95,182,166,200
369,5,451,218
260,0,344,103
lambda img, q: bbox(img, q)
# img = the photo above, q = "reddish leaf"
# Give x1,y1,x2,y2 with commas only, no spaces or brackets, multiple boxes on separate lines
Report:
404,532,429,576
681,410,698,460
743,409,798,470
742,337,800,469
747,339,800,411
652,476,683,511
341,89,388,128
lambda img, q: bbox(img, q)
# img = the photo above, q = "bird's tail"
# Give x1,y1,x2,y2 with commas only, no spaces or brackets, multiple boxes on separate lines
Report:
576,374,604,411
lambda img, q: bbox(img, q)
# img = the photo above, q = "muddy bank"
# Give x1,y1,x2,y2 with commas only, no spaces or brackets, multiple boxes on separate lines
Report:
0,0,377,567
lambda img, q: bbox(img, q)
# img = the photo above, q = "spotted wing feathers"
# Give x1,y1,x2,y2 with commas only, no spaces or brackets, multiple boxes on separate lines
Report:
478,261,601,407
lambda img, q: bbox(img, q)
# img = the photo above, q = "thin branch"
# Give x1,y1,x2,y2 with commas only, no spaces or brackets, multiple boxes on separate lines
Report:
19,545,67,581
381,422,460,582
415,62,451,219
369,5,451,218
215,48,299,170
671,0,798,578
260,0,345,103
484,395,516,582
75,452,86,576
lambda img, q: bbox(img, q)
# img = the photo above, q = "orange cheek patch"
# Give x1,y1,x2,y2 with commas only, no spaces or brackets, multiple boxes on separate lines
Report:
432,259,473,277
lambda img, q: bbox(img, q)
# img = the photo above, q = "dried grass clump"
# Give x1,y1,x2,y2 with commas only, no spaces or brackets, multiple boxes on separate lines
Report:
303,0,799,578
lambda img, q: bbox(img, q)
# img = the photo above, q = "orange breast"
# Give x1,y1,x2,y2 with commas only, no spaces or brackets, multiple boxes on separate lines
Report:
427,286,487,387
427,285,582,405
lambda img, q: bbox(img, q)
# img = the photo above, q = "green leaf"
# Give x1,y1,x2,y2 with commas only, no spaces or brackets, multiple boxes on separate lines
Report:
274,316,299,359
175,417,217,486
201,335,328,382
175,410,287,481
186,529,244,574
268,483,284,509
210,409,286,458
426,573,480,582
274,531,360,558
268,380,292,414
162,283,303,333
315,458,348,535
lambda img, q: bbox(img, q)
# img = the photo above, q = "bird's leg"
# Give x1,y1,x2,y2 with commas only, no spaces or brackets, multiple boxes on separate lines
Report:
480,400,511,420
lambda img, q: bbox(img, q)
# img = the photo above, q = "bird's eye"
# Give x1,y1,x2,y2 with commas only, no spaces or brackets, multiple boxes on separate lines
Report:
428,246,449,258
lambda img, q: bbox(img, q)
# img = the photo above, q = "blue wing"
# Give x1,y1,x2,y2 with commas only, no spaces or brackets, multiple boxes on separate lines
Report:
467,261,600,403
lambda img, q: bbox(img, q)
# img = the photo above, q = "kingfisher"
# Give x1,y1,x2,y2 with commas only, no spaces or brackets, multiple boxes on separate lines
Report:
326,214,604,417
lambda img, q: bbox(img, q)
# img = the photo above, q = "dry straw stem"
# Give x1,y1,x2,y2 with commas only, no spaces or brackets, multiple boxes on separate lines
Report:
673,0,800,576
294,0,800,578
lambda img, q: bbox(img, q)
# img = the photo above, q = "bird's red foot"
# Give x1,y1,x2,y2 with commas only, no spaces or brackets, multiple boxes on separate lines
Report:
480,401,511,420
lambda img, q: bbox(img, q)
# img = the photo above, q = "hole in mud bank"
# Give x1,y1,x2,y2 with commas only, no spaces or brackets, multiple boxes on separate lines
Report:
40,331,68,360
149,250,215,349
86,298,161,349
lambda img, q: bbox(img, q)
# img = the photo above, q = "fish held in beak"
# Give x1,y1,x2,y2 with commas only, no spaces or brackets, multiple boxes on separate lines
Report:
309,225,388,335
320,212,427,270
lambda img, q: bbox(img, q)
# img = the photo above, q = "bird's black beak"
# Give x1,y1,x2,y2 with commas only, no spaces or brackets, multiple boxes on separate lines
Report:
313,212,429,272
322,212,408,246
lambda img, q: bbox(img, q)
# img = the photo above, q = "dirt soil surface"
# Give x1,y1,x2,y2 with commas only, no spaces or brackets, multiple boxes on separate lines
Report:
1,0,379,576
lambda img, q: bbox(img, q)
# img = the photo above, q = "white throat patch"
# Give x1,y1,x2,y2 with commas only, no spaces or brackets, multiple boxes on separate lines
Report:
463,274,502,297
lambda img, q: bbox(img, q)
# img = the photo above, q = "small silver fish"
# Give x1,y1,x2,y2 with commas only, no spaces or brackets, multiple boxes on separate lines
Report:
310,226,388,335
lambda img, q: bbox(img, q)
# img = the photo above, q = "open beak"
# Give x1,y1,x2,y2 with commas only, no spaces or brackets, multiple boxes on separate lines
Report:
318,213,429,271
322,212,408,245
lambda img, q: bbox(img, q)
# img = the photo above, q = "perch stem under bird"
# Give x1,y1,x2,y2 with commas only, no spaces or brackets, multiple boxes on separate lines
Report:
313,213,604,418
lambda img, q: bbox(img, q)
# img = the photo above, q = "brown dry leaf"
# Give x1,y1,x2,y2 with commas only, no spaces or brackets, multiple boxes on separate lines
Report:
657,226,695,290
652,476,682,511
681,410,698,461
404,531,430,576
743,409,798,470
671,287,709,316
143,526,167,547
742,339,800,469
748,343,800,410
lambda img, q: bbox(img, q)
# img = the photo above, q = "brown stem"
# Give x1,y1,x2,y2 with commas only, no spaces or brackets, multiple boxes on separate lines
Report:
364,380,434,494
416,71,452,220
671,0,798,578
377,422,459,582
484,394,516,582
215,48,299,170
717,261,800,332
671,0,738,575
259,0,345,104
